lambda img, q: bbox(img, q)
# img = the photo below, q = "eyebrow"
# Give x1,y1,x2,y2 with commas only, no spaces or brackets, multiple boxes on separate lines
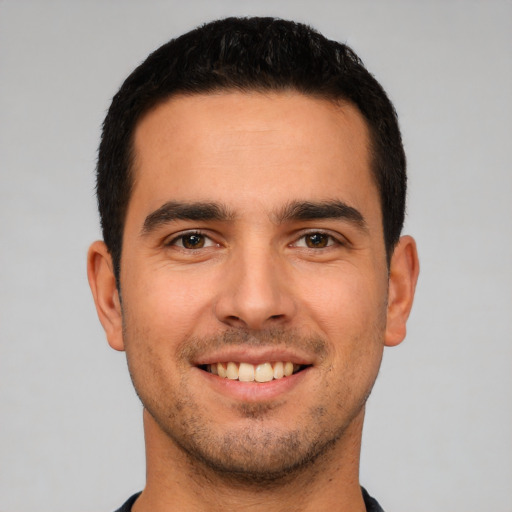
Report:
275,200,367,230
141,198,367,236
141,201,234,235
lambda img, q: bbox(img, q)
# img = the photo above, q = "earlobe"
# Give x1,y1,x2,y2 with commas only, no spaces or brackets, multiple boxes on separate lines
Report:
87,241,125,351
384,235,420,347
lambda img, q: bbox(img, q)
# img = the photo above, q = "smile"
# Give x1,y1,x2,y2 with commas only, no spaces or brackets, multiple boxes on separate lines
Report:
201,361,307,382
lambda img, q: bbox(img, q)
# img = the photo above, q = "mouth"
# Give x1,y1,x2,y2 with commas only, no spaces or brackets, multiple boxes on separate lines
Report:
198,361,310,382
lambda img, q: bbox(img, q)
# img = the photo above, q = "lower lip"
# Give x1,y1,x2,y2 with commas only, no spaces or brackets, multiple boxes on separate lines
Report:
194,366,312,402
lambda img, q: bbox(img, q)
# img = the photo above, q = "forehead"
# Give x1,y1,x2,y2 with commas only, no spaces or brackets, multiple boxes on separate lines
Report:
129,91,379,224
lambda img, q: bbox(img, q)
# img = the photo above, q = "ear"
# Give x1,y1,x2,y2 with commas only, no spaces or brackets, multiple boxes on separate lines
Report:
384,235,420,347
87,241,125,351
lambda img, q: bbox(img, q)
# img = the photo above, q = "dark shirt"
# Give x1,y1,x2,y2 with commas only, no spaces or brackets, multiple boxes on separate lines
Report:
114,492,139,512
114,487,385,511
362,487,385,512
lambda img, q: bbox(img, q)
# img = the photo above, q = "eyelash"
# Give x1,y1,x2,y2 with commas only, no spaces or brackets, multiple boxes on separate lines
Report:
291,231,344,249
166,231,217,250
166,230,344,250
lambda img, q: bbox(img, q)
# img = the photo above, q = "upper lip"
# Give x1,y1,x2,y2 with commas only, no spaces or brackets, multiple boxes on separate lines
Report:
192,347,317,367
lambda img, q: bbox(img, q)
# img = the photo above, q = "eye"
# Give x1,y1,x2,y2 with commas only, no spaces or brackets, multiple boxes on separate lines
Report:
169,232,216,249
294,232,337,249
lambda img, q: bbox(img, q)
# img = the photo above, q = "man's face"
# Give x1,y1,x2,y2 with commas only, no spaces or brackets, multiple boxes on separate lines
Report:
116,92,391,477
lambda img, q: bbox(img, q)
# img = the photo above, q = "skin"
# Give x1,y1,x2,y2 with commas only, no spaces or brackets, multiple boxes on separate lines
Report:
88,91,419,511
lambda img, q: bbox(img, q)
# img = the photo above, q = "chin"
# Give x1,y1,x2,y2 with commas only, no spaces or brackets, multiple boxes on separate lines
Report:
150,403,353,486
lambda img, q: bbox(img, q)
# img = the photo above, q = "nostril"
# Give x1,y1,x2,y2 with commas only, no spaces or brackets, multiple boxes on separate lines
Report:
222,315,248,329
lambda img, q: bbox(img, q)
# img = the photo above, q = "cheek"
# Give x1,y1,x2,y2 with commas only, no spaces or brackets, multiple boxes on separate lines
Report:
119,275,198,408
300,265,388,337
300,265,387,385
122,267,216,342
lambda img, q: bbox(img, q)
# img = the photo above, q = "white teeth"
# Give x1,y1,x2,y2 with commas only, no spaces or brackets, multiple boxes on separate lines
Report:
217,363,227,378
255,362,274,382
273,361,284,379
226,362,238,380
207,361,303,381
284,362,294,377
238,362,255,382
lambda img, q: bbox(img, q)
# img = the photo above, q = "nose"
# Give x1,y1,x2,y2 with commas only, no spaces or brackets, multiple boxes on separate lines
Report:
213,245,297,330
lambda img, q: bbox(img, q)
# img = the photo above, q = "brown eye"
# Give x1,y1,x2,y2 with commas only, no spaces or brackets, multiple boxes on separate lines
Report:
305,233,330,248
167,231,218,251
180,234,206,249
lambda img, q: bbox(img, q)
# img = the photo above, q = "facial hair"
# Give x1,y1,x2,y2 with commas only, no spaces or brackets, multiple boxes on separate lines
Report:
124,326,382,486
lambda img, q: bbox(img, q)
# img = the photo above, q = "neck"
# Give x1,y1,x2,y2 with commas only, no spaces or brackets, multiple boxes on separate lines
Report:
133,409,367,512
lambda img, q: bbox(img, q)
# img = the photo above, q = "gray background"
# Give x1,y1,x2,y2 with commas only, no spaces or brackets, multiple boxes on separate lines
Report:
1,1,511,511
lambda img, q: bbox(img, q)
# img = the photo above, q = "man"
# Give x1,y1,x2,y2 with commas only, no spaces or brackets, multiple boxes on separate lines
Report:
87,17,419,512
